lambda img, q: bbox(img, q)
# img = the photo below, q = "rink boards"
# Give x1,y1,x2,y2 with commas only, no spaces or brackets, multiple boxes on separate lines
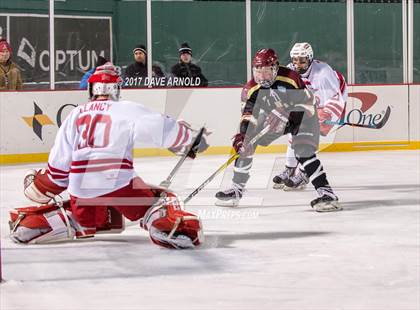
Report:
0,84,419,164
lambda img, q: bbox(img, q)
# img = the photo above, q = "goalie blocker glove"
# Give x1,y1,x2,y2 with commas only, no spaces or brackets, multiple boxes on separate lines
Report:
168,121,209,159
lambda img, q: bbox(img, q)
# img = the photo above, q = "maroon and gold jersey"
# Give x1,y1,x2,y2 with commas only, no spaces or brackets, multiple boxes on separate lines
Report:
239,66,315,134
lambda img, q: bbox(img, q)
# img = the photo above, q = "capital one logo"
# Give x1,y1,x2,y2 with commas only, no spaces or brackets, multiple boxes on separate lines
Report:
345,92,391,127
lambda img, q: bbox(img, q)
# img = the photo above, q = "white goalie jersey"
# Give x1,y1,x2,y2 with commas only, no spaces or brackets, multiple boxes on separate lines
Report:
46,100,193,198
288,60,347,122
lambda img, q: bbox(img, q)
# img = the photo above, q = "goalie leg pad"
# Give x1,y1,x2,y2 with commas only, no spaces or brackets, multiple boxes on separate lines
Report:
140,192,203,249
9,202,76,244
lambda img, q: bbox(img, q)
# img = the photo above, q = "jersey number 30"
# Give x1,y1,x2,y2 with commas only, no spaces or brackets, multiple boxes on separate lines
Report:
76,114,112,149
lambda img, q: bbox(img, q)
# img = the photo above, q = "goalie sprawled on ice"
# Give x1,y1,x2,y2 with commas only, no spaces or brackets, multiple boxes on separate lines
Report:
8,63,208,249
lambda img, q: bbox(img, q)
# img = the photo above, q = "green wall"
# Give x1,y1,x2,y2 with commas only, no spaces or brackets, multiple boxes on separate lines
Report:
414,2,420,82
251,1,347,78
354,1,403,84
152,1,246,86
0,0,415,86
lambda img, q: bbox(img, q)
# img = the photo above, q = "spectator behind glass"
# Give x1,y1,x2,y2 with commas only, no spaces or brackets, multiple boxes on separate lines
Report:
170,42,208,87
0,38,22,91
79,56,108,89
124,44,164,88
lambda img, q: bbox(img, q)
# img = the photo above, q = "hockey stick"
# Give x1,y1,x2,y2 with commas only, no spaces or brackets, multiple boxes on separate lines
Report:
159,126,206,189
324,106,391,130
183,126,271,204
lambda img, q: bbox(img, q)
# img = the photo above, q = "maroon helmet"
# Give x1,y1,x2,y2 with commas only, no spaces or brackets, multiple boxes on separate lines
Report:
252,48,279,87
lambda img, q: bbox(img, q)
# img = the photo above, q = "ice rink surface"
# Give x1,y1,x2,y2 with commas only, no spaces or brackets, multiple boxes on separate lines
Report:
1,150,419,310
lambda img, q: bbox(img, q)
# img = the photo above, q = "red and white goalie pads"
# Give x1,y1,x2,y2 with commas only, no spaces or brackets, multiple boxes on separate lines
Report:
140,192,203,249
9,202,125,244
24,169,66,204
9,202,76,244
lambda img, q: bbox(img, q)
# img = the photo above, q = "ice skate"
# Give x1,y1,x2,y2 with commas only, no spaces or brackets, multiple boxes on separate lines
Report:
311,187,342,212
272,166,296,189
215,184,243,207
283,169,309,191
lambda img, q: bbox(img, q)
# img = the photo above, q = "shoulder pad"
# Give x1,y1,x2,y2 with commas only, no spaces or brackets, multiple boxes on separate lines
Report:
276,66,305,89
241,79,260,102
314,60,334,72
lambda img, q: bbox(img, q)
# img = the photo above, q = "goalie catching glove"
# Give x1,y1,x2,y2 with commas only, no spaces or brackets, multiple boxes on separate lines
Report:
24,168,66,204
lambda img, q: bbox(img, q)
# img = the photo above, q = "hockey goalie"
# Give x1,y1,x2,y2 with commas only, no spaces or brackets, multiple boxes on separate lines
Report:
9,63,208,249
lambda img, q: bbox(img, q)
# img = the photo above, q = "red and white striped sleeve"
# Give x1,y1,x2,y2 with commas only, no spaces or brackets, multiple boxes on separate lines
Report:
167,120,193,150
46,109,77,188
335,70,347,98
321,69,348,122
133,107,193,149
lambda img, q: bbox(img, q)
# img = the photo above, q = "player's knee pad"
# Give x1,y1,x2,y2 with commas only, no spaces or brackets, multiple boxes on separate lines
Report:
24,169,66,204
140,192,203,249
293,144,317,163
9,201,76,244
234,157,253,174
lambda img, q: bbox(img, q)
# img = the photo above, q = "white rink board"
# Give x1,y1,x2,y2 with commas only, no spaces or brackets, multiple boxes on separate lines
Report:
0,85,417,156
350,85,408,142
0,91,84,154
409,85,420,141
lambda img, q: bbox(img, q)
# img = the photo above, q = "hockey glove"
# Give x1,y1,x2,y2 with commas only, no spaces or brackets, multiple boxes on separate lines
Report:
187,133,209,159
264,107,289,134
24,169,66,204
232,133,253,156
318,108,334,136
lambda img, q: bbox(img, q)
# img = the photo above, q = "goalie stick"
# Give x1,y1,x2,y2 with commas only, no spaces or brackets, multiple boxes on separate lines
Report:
324,106,391,130
159,126,206,189
183,126,271,205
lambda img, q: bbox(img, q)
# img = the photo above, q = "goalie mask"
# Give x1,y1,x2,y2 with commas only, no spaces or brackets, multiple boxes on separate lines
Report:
88,63,122,101
252,48,279,88
290,42,314,74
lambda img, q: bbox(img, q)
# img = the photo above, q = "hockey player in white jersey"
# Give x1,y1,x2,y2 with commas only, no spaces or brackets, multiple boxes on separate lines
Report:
9,63,208,249
272,42,347,204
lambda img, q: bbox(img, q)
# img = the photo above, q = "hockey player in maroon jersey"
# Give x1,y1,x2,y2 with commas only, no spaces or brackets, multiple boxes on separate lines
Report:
9,63,208,249
215,48,341,211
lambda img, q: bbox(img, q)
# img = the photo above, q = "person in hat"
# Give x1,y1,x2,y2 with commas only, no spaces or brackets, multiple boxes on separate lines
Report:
124,44,164,88
0,38,22,91
79,56,108,90
170,42,208,87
